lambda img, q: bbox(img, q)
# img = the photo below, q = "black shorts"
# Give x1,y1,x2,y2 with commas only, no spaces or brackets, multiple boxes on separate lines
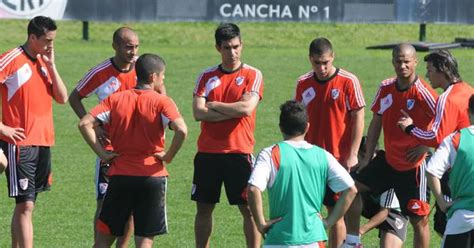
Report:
443,229,474,248
2,141,51,202
378,210,409,242
191,152,253,205
434,171,452,236
95,157,111,200
358,189,408,242
323,186,340,207
98,176,168,237
354,153,430,216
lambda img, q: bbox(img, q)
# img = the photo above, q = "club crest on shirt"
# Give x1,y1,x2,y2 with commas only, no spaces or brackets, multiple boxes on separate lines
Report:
19,178,28,190
378,93,393,114
395,217,404,229
407,99,415,110
331,89,340,100
40,66,48,77
302,87,316,106
99,183,108,195
236,76,244,86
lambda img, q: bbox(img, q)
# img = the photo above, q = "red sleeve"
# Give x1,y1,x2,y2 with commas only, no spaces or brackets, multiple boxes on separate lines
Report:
193,72,208,97
245,68,264,100
370,84,385,114
160,97,181,122
344,75,366,111
411,92,455,147
452,132,461,151
0,48,19,84
90,97,112,121
271,145,280,171
76,69,102,98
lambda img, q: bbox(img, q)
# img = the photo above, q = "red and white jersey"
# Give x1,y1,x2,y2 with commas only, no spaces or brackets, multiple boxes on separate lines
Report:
371,77,438,171
248,140,354,192
193,64,264,154
90,89,181,177
294,68,365,162
0,46,54,146
75,58,137,102
411,82,474,147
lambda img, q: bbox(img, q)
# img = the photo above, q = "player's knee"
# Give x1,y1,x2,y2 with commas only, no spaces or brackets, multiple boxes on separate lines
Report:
196,203,215,216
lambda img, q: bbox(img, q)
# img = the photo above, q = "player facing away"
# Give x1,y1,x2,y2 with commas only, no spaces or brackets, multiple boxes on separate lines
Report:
397,50,474,237
0,16,68,248
192,23,264,248
69,27,151,247
426,94,474,248
248,100,357,248
294,37,365,248
79,53,187,248
344,43,438,248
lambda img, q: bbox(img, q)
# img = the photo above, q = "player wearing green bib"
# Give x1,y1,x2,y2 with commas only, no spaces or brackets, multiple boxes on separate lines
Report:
248,100,357,247
426,94,474,248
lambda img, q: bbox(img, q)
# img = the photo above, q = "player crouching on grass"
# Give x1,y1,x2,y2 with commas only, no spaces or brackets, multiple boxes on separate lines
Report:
79,53,187,248
355,136,409,248
248,100,357,247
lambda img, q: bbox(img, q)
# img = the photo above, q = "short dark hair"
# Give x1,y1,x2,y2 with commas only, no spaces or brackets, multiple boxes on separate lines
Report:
135,54,166,84
279,100,308,136
424,50,461,83
469,94,474,115
27,16,57,37
309,38,333,56
215,23,240,47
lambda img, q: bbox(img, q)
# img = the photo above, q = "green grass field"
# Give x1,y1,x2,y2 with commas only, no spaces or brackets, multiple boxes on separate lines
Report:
0,19,474,247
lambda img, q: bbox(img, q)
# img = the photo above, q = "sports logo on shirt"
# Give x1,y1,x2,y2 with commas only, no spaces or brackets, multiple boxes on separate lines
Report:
96,76,122,101
205,76,221,96
331,89,340,100
378,94,393,114
407,99,415,110
236,76,244,86
302,87,316,106
19,178,28,190
6,63,32,101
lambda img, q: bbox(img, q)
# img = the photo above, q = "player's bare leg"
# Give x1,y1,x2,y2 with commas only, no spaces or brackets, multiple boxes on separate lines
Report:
195,202,216,248
327,206,345,248
238,204,260,248
116,215,134,248
410,215,430,248
344,182,370,246
380,231,403,248
134,236,154,248
11,201,35,248
94,200,103,241
94,232,115,248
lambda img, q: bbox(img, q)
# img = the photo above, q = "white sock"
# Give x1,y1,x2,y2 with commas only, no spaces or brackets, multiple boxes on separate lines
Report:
345,234,360,244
